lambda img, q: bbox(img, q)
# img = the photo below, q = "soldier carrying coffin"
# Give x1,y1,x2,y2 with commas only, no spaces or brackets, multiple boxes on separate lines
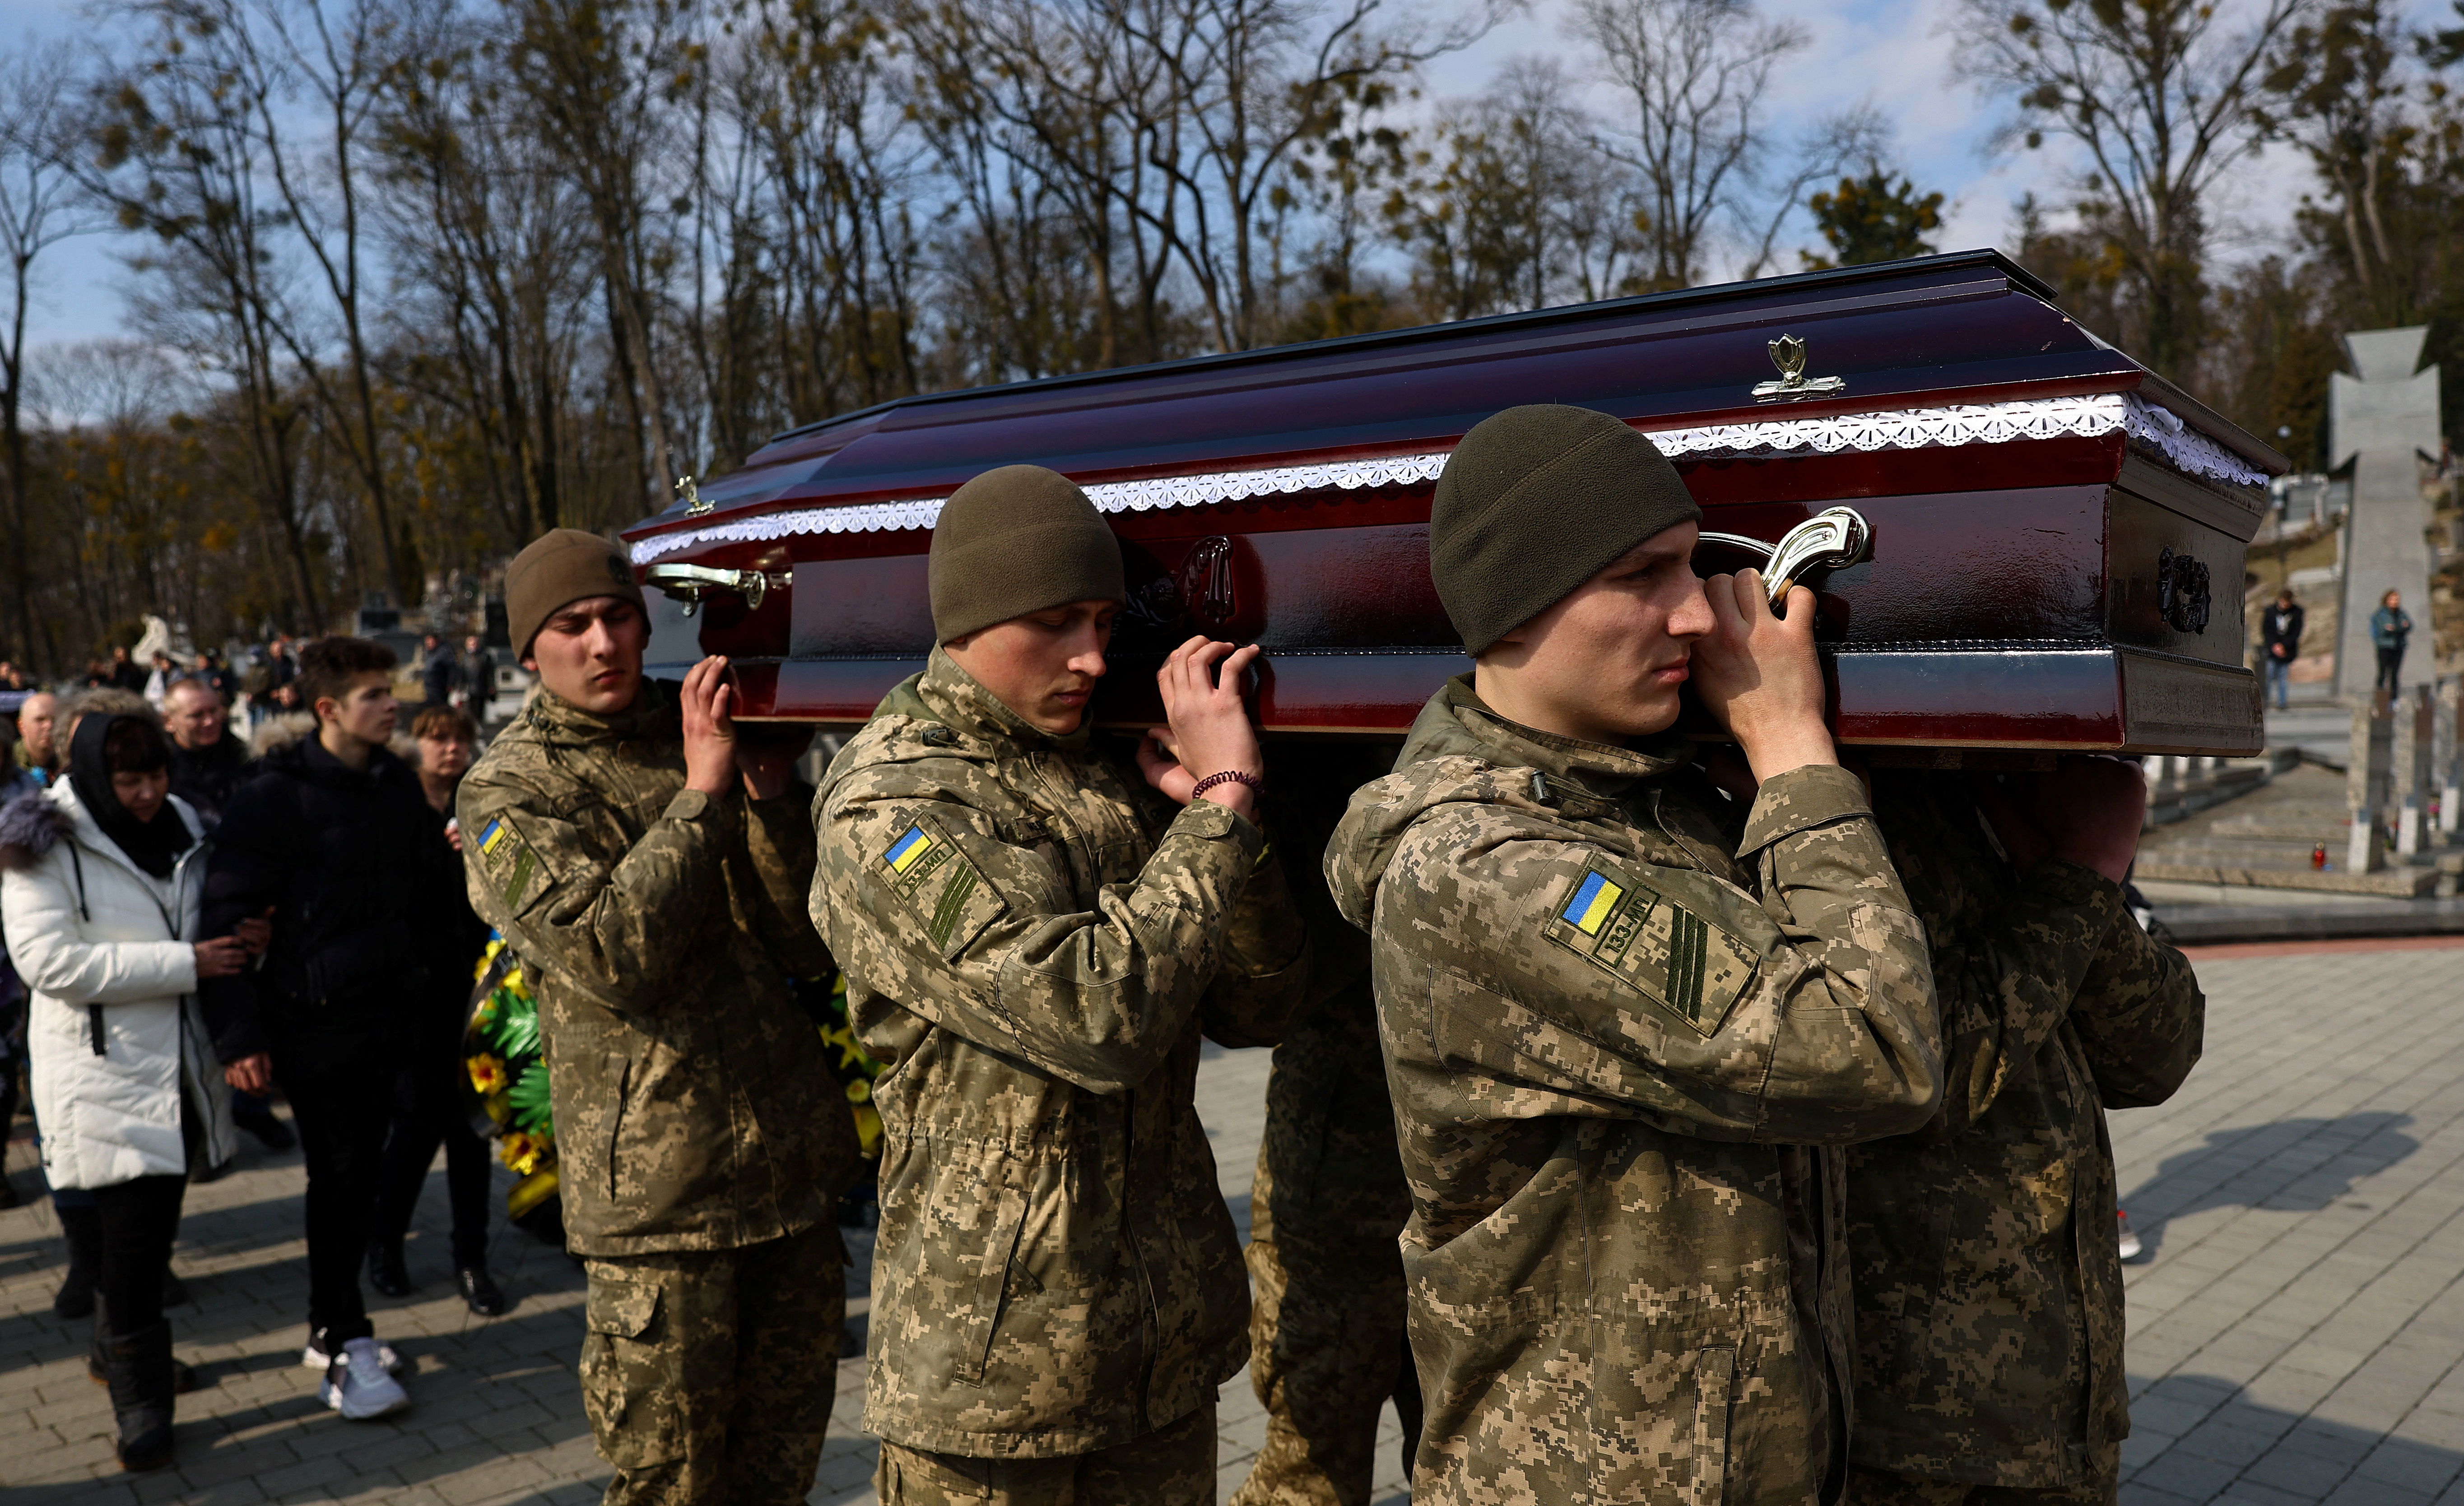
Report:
1323,404,1945,1506
811,465,1311,1505
459,529,855,1506
1845,765,2203,1504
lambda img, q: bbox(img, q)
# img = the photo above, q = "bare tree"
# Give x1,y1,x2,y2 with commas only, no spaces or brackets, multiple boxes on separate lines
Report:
2259,1,2420,324
1731,106,1891,280
1571,0,1807,291
1957,0,2315,377
502,0,693,505
89,1,331,627
0,39,92,669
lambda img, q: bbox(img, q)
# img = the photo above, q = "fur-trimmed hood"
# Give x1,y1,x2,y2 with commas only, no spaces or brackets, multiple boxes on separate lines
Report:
0,789,73,871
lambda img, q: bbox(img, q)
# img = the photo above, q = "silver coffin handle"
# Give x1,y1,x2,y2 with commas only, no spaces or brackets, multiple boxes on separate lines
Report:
642,563,786,617
1694,505,1871,603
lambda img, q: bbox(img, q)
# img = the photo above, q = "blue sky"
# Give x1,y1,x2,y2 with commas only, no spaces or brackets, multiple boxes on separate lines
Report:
0,0,2337,355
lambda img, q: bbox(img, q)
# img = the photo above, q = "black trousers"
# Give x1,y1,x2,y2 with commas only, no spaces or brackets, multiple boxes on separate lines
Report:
274,1040,394,1343
93,1173,187,1337
2377,645,2405,692
369,1053,493,1268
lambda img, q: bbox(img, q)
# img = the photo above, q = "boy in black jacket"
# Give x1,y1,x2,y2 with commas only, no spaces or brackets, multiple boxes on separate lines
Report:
202,637,458,1421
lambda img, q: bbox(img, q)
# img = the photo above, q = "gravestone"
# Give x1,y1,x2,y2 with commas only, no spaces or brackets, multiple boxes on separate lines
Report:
2349,698,2392,872
2329,327,2441,698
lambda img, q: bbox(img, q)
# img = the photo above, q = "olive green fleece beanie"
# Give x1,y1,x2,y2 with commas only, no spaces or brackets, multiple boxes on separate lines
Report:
929,465,1126,642
1430,405,1702,655
506,528,648,658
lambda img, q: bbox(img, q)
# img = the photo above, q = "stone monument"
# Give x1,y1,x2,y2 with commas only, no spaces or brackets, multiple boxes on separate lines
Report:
2329,326,2440,699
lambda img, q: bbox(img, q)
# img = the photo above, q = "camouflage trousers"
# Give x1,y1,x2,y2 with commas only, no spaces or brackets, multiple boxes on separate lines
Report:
579,1221,845,1506
874,1400,1216,1504
1846,1441,2122,1506
1228,988,1420,1506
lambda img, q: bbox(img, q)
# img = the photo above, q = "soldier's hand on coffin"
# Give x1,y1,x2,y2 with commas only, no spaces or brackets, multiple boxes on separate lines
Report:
680,654,743,798
732,721,809,802
1972,759,2144,885
1691,569,1837,782
2030,758,2145,884
1145,635,1263,818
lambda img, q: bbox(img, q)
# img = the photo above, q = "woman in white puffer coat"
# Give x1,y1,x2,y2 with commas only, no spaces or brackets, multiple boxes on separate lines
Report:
2,709,256,1472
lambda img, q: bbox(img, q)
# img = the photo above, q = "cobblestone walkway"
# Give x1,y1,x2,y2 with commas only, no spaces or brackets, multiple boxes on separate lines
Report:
3,944,2458,1503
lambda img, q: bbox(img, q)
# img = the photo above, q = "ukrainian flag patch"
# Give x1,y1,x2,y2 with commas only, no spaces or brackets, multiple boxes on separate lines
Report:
1561,871,1624,936
1544,863,1757,1037
871,812,1006,959
470,810,546,917
883,825,934,874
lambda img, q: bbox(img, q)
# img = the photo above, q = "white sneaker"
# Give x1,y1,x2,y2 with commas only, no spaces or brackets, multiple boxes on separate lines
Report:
2117,1210,2144,1262
319,1336,409,1420
302,1330,400,1374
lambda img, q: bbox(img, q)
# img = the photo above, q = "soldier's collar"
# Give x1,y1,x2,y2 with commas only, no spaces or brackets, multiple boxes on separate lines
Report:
527,677,683,744
1440,676,1693,793
916,647,1095,753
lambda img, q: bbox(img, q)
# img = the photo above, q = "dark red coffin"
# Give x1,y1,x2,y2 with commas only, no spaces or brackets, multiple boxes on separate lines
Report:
621,250,2281,755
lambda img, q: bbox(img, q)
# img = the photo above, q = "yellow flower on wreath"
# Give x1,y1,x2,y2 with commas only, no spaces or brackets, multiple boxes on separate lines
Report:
467,1053,509,1095
499,1131,549,1177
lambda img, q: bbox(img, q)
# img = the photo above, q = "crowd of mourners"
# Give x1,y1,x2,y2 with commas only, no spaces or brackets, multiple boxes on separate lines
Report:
4,407,2208,1506
0,637,507,1466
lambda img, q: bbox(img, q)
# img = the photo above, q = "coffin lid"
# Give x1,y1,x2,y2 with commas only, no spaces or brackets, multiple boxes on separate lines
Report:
624,249,2286,563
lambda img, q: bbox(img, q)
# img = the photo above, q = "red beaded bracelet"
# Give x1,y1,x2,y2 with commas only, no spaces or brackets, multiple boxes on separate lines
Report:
1190,769,1264,800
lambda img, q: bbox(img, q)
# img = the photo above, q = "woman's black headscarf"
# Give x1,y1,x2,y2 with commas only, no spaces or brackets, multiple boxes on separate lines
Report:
69,712,190,879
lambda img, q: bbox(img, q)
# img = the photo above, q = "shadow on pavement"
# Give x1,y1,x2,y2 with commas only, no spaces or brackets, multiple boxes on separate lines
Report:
2125,1371,2461,1503
3,1297,604,1506
2117,1112,2418,1260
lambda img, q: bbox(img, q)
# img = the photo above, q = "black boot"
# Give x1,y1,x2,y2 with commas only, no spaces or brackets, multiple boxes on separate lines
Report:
98,1319,176,1471
53,1202,101,1321
367,1243,414,1298
455,1264,507,1318
88,1319,198,1394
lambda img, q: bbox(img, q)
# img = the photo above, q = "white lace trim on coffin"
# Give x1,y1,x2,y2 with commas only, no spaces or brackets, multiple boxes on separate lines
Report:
629,391,2265,562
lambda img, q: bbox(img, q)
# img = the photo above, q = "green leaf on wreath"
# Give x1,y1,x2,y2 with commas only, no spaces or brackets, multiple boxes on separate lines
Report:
485,987,541,1061
507,1060,556,1137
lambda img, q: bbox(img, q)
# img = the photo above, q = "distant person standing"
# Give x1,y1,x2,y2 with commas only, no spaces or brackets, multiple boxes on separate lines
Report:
200,637,456,1421
2371,589,2412,694
420,634,457,710
2261,590,2304,710
365,705,501,1316
457,635,494,721
107,647,145,694
16,691,58,785
163,680,252,830
162,677,290,1154
142,655,174,712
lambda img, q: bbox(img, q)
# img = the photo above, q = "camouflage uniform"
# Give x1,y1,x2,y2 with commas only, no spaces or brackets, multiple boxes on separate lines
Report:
1324,678,1943,1506
810,648,1310,1495
460,679,856,1506
1232,750,1420,1506
1844,773,2204,1503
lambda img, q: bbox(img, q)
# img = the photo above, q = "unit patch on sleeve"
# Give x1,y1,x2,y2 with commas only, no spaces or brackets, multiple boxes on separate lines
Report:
1543,863,1757,1036
474,812,549,917
874,813,1006,958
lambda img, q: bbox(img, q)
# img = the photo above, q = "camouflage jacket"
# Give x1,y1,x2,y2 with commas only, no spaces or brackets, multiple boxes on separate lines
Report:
458,680,853,1257
1845,774,2203,1487
812,648,1311,1458
1325,678,1943,1506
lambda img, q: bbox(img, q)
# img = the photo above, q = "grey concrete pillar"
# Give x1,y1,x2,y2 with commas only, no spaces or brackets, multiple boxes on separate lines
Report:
2349,699,2392,871
2330,328,2441,700
2438,677,2461,838
2395,689,2433,859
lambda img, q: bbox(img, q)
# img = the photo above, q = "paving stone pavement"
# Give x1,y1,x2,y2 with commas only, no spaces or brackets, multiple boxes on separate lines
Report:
2,945,2458,1504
